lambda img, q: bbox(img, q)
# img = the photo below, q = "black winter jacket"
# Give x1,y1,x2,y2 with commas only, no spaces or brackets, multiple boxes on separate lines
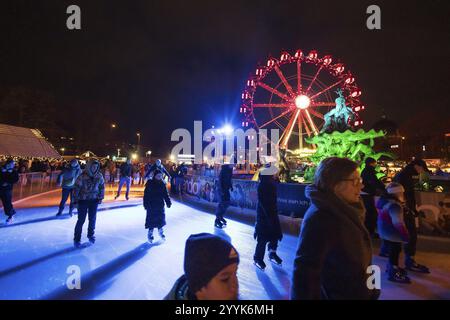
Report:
0,167,19,191
255,175,282,241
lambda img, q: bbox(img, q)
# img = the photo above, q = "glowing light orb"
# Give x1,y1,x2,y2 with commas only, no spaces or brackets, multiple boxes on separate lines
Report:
295,95,310,109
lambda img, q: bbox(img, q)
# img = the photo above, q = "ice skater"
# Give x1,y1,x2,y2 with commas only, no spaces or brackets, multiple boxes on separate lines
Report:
377,182,411,283
214,164,233,229
72,159,105,247
0,159,19,224
56,159,81,217
115,158,133,200
253,172,283,270
143,169,172,243
144,159,171,182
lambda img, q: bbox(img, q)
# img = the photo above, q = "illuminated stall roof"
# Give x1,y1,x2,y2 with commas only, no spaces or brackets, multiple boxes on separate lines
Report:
0,123,60,158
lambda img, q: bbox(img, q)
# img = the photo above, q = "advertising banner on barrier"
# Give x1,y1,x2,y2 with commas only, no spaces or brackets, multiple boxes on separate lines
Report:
185,175,309,218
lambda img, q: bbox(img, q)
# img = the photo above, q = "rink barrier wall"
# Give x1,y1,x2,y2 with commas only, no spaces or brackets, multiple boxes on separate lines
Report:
183,174,310,219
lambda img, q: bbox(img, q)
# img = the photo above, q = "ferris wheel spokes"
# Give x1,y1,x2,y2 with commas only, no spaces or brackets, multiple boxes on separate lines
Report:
280,109,301,148
309,78,344,100
305,65,324,95
301,112,312,138
257,82,291,102
304,110,319,135
274,65,295,98
259,108,293,129
297,59,302,94
307,108,325,120
310,102,336,107
253,103,291,108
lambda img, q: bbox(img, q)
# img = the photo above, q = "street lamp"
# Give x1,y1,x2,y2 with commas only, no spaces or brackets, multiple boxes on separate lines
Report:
111,123,117,129
136,133,141,145
146,150,152,156
117,148,121,157
60,148,65,156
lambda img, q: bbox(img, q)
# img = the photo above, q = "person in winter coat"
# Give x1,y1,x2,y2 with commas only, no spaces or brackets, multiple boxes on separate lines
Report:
145,159,171,181
107,160,116,183
56,159,82,217
377,182,411,283
115,159,133,200
291,157,379,300
393,159,430,273
361,157,386,237
253,173,283,270
214,164,233,229
165,233,239,300
143,169,172,243
72,159,105,247
0,159,19,224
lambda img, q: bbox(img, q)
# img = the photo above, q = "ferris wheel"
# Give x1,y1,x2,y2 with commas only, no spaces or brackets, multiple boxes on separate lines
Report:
240,49,365,150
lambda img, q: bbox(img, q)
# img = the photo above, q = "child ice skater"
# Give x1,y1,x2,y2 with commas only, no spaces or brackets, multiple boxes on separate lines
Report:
143,169,172,243
377,182,411,283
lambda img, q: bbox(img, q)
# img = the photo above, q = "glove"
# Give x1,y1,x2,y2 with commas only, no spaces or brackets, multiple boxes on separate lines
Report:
167,203,172,208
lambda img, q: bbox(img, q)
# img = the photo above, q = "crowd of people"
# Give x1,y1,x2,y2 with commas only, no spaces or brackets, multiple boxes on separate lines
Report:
0,155,435,300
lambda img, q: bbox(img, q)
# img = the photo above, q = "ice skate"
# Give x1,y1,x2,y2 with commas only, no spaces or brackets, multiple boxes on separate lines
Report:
387,264,411,284
254,259,266,270
268,251,283,266
158,228,166,241
5,216,14,225
74,241,82,248
214,219,224,229
405,258,430,274
147,230,154,243
220,217,227,226
88,236,96,244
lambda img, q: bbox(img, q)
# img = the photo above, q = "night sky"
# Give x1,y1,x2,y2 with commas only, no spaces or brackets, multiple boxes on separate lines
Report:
1,0,449,156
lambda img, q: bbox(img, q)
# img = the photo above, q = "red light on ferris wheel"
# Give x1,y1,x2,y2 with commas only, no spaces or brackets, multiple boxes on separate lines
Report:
294,50,303,58
345,75,355,84
351,90,362,98
280,52,290,61
255,67,264,76
308,50,318,59
334,63,345,74
267,58,276,67
322,55,333,66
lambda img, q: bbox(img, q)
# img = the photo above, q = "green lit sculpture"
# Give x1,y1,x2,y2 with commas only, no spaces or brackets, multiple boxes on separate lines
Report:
321,89,357,134
306,129,393,165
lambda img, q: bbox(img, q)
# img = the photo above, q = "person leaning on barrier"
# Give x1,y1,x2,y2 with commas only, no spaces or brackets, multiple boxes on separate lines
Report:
291,157,379,300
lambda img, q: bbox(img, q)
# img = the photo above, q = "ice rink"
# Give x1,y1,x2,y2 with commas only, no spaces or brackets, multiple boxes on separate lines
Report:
0,190,449,300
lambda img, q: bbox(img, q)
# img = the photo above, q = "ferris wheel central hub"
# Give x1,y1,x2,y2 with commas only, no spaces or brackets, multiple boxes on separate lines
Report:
295,95,310,109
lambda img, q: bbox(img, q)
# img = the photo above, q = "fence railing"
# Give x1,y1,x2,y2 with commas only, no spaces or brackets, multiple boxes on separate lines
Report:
11,171,61,203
